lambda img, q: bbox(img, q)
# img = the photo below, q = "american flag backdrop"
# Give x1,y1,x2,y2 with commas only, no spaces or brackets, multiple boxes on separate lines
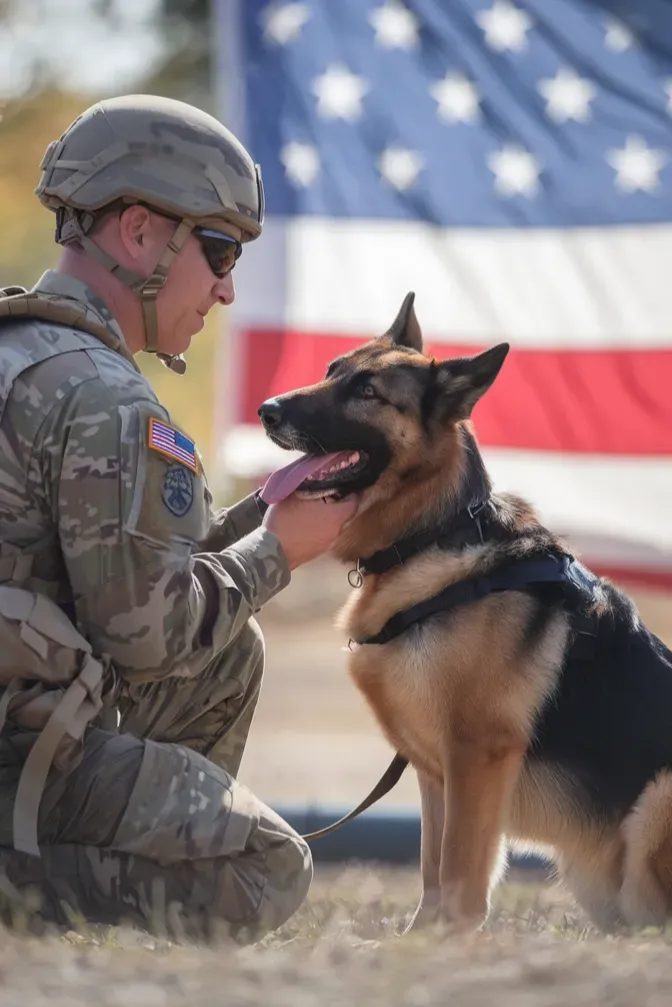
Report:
215,0,672,588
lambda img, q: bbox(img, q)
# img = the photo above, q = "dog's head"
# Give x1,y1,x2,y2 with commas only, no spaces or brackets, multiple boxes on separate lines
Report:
258,293,508,541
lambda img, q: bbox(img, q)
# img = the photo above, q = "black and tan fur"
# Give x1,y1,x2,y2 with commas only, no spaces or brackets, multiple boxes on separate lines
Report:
259,292,672,935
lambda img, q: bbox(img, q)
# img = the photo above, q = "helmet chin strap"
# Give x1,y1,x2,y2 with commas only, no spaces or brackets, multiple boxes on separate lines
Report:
76,215,195,374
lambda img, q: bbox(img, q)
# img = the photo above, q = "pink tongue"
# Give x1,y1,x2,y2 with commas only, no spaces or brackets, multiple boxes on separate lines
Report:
260,452,350,504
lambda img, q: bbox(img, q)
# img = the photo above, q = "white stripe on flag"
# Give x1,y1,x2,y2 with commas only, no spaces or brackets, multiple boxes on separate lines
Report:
231,217,672,349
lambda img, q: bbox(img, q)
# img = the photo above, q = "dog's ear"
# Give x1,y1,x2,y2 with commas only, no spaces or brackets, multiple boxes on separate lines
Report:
430,343,509,421
383,292,423,351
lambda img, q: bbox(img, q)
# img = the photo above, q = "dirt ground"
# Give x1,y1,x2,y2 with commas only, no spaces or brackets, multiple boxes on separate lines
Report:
3,868,672,1006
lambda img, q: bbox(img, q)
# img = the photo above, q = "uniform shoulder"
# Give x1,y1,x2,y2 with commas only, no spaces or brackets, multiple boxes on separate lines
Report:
14,317,158,397
2,319,165,436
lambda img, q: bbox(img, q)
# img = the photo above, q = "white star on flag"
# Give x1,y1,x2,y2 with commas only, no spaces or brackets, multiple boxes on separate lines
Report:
606,135,667,192
604,15,636,52
369,0,419,49
280,142,321,187
476,0,533,53
259,2,311,46
379,147,425,190
312,63,369,120
488,143,541,198
430,72,481,123
538,67,596,123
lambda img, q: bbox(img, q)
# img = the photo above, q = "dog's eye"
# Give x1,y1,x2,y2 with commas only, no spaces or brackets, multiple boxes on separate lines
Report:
358,383,377,399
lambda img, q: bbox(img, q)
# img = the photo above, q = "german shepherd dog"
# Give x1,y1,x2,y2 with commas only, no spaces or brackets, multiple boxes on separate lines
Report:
258,293,672,935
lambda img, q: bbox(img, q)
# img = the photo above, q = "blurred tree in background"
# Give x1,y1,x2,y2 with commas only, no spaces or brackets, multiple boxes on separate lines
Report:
0,0,232,492
147,0,211,108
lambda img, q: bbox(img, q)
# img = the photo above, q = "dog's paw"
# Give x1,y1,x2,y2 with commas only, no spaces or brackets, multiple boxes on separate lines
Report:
402,904,439,934
402,889,487,938
401,892,442,934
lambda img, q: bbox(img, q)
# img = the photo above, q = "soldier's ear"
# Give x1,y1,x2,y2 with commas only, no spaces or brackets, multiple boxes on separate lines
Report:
118,204,153,258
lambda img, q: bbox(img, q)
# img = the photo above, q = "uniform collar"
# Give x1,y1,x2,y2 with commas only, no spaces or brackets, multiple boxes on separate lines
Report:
32,270,131,356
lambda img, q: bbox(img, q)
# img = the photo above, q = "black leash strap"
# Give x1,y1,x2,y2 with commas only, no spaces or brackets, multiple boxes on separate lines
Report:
301,753,409,841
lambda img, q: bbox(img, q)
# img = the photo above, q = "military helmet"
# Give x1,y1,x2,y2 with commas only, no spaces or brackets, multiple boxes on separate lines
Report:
36,93,264,240
35,94,265,370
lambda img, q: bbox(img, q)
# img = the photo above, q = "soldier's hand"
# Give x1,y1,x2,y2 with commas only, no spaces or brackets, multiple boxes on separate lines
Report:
263,493,359,570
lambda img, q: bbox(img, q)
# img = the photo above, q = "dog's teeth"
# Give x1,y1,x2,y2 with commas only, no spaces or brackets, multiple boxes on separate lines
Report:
303,450,362,483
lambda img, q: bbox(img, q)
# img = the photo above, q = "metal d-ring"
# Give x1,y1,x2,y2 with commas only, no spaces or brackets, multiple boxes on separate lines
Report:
348,561,364,589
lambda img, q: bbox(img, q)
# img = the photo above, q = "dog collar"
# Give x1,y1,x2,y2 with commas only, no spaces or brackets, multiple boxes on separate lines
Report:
349,496,492,586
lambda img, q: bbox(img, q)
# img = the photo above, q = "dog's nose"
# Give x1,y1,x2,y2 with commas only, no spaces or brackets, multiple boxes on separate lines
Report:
258,398,283,428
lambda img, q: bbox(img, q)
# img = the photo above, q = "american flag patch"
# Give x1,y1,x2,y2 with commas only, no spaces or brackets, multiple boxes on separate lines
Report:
148,417,197,472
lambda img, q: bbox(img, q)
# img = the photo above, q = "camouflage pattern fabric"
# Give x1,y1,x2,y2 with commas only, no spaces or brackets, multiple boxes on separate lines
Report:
0,271,309,940
0,654,312,943
0,270,290,680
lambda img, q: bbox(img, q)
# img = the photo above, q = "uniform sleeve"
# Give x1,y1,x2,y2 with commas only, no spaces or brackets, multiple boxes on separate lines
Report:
201,492,268,552
34,379,290,683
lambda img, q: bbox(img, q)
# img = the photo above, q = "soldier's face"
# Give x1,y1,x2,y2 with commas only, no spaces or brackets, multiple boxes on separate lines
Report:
155,224,236,355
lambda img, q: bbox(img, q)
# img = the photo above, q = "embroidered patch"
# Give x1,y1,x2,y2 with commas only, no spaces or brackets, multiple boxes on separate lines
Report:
162,464,194,517
148,417,197,472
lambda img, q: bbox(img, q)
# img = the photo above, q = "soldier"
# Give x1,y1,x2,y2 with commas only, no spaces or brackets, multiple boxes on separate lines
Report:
0,94,357,941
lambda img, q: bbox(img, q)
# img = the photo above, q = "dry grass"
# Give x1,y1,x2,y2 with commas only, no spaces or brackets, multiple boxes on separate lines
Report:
2,866,672,1005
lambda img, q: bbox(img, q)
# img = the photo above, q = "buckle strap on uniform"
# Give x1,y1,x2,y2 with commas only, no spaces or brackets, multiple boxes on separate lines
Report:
12,653,104,858
0,678,26,736
0,554,34,585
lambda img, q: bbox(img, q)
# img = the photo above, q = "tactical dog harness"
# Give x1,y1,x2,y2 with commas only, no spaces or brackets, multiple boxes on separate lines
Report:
303,497,599,841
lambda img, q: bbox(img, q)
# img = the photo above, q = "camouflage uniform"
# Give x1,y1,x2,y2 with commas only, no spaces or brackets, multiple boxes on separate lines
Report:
0,268,312,941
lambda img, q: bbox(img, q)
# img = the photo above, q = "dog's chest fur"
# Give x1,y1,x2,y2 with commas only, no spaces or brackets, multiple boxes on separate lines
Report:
337,551,569,786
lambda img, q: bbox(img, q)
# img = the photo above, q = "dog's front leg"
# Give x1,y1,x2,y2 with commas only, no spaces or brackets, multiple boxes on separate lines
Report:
438,735,525,934
403,770,444,933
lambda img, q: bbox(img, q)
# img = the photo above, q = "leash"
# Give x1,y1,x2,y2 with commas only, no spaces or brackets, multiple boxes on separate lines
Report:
301,752,408,841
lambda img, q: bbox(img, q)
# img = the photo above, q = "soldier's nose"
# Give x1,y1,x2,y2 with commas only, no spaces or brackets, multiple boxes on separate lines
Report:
258,398,284,429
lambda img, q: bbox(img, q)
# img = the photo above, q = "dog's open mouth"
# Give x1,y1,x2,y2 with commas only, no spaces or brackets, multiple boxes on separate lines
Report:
260,450,368,503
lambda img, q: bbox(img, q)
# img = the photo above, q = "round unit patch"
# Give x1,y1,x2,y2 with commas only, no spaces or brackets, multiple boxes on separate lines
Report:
162,464,194,517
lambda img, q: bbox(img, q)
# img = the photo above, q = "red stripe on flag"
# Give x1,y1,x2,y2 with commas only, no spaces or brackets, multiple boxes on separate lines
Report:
589,565,672,591
237,329,672,455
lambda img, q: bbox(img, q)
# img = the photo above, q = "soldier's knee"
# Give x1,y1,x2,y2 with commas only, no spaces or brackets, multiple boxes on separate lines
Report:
212,827,313,940
263,832,313,930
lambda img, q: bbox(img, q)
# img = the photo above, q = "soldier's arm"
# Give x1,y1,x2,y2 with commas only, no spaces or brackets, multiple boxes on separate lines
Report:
201,491,268,552
34,379,290,683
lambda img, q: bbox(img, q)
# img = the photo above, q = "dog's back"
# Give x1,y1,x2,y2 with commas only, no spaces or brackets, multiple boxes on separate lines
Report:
531,580,672,820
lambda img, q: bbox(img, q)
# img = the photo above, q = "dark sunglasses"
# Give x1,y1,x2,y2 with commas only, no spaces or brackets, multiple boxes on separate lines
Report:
194,227,242,278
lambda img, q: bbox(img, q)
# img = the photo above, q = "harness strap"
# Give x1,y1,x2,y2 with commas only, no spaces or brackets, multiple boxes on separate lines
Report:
361,554,583,645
